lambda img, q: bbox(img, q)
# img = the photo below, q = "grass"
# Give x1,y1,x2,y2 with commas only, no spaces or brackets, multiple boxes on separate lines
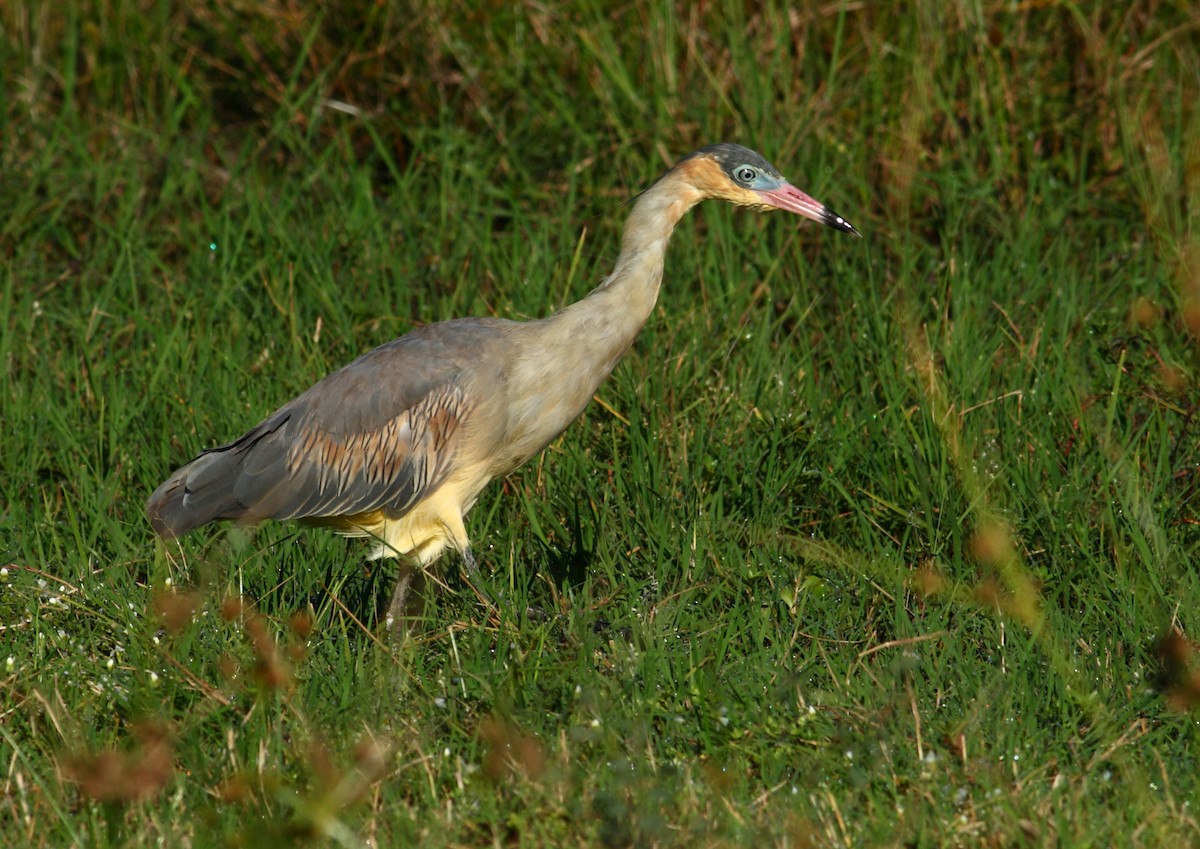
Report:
2,0,1199,845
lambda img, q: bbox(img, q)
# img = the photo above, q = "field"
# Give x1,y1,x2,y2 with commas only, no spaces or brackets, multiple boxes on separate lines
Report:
2,1,1199,846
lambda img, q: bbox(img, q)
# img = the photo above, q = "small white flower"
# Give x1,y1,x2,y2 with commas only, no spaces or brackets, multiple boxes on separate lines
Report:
5,657,13,672
149,671,159,686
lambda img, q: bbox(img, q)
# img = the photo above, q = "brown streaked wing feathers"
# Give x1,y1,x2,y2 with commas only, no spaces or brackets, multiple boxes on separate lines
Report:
147,319,509,535
270,381,469,521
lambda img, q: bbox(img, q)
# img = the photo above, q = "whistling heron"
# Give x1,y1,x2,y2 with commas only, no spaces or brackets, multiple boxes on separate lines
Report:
147,143,859,622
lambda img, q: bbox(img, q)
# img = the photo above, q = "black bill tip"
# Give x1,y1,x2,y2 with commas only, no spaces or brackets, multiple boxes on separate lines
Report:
822,207,862,238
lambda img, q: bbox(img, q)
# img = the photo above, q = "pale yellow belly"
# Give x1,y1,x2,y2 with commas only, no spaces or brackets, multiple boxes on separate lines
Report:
304,462,490,565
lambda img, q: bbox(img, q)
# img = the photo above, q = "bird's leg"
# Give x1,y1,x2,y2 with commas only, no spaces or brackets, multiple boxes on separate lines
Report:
384,561,419,632
459,546,501,617
460,547,549,623
461,546,483,584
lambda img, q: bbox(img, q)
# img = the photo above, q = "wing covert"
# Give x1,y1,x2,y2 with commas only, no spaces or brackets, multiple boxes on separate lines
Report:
257,381,470,522
149,318,511,535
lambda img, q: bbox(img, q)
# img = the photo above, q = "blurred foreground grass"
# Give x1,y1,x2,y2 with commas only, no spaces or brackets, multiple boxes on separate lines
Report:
2,1,1199,846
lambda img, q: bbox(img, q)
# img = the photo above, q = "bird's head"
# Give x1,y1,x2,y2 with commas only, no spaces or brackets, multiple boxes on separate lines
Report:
678,143,861,237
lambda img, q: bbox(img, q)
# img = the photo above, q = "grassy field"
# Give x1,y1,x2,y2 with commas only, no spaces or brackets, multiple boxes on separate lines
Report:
2,1,1199,846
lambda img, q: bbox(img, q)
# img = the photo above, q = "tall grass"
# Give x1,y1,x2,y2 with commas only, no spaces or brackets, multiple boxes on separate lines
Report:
2,1,1199,846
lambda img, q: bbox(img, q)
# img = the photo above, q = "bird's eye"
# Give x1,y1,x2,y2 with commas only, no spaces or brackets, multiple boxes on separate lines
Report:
735,166,758,184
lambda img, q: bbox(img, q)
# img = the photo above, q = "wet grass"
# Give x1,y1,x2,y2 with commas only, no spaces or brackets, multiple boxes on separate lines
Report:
2,1,1199,846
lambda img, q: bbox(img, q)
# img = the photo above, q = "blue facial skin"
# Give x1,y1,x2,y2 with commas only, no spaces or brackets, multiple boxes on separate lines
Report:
681,142,861,236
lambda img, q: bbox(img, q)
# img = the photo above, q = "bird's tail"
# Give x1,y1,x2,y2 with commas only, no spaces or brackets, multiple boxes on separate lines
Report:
146,447,251,538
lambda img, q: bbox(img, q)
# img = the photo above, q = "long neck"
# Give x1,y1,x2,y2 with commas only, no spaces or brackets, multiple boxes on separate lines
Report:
488,166,707,474
543,167,705,380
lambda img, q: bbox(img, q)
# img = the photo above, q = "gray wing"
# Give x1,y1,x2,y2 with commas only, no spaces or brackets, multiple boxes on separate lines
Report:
146,319,509,537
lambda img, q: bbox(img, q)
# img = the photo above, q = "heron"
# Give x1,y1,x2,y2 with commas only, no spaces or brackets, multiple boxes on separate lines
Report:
147,143,859,624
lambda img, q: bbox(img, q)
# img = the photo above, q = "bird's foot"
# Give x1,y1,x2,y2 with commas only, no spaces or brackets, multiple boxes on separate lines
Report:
524,604,550,622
